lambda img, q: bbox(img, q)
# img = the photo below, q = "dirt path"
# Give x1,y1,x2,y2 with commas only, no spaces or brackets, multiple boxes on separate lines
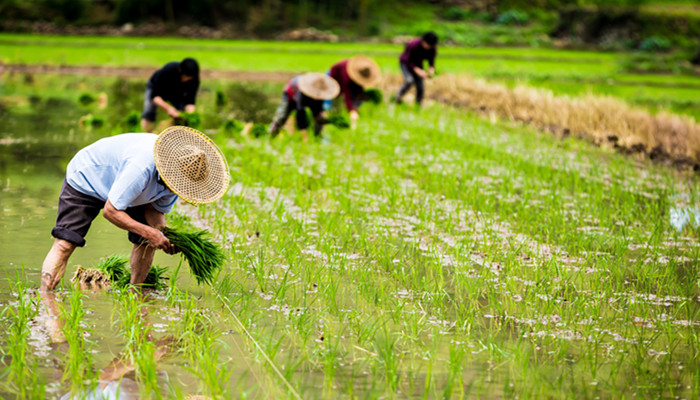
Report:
0,63,297,82
2,63,698,172
3,63,700,90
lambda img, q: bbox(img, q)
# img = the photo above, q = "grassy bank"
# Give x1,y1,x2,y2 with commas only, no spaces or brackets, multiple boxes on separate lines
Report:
1,34,699,119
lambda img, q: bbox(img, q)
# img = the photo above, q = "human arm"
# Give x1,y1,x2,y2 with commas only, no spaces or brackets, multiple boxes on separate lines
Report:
103,201,176,254
428,47,436,76
184,104,196,113
413,67,428,78
153,96,180,118
350,110,359,130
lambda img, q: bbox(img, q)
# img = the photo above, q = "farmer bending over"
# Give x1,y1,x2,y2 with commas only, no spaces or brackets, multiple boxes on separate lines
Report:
327,56,381,130
40,126,230,292
141,58,200,132
394,32,438,106
268,73,340,140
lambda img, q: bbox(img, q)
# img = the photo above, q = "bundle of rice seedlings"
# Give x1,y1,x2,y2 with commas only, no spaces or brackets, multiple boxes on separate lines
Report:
222,118,245,134
363,89,383,105
162,227,225,285
78,93,95,106
121,111,141,131
250,123,268,138
95,255,130,287
173,112,202,129
91,255,169,289
143,265,169,290
327,114,350,129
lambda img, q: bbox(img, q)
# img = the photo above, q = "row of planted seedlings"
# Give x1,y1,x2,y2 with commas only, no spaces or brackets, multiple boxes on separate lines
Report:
0,253,261,398
191,102,700,398
2,100,698,398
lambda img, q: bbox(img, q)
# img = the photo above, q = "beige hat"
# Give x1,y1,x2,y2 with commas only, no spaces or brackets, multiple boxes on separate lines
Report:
298,73,340,100
154,126,230,205
347,56,381,88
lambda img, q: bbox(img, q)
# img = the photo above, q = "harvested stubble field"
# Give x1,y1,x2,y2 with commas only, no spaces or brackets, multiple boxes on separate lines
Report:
1,85,700,397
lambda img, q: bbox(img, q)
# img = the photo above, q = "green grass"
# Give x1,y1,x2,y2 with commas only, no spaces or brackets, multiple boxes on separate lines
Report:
1,33,699,120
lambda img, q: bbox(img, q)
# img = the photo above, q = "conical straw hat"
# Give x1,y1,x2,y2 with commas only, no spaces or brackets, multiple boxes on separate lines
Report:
346,56,381,88
298,73,340,100
154,126,230,205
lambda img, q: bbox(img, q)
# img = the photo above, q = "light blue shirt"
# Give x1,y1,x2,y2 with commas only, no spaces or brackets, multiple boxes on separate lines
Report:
66,133,178,213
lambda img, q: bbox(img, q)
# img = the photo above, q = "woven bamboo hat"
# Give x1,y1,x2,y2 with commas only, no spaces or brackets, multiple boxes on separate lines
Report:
298,73,340,100
154,126,230,205
346,56,381,88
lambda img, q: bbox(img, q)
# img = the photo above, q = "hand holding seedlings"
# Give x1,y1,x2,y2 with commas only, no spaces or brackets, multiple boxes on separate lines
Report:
40,126,230,291
145,227,177,254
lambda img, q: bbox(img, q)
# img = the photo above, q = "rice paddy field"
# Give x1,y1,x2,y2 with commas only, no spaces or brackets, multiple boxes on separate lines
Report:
1,35,700,399
2,34,700,119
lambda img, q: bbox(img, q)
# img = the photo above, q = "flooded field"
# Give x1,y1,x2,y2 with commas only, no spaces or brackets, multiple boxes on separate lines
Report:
1,72,700,399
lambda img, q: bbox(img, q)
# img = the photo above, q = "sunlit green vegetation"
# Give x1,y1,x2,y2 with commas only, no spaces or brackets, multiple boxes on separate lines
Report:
2,34,698,119
1,72,699,397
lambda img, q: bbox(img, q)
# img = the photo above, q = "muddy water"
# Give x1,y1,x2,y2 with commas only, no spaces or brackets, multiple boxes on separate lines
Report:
0,79,225,398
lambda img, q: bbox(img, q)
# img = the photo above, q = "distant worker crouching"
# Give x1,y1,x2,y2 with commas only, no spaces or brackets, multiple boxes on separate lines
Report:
268,73,340,141
141,58,200,132
327,56,381,130
395,32,438,106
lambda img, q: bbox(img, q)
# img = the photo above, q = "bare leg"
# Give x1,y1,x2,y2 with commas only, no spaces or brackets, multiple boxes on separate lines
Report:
130,244,155,286
38,291,66,343
41,239,77,292
140,118,154,133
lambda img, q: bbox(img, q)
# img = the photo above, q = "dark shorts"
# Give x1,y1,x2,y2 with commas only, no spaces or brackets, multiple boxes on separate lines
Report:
51,181,149,247
141,87,158,122
141,85,187,122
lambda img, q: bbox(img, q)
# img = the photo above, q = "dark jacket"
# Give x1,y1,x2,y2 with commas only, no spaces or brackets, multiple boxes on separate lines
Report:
399,38,436,71
147,62,199,107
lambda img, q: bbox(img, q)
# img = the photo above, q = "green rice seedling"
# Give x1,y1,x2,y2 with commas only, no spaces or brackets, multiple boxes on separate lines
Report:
1,276,44,399
162,227,224,285
251,122,268,138
95,255,130,287
116,291,163,399
143,265,169,290
215,89,228,108
222,118,244,134
174,112,202,129
91,255,168,289
121,110,141,131
326,114,350,129
60,281,96,395
363,89,383,105
78,93,95,106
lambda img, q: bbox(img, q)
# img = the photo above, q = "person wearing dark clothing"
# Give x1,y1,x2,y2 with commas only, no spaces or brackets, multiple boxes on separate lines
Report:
326,56,381,130
141,58,200,132
395,32,438,106
268,73,340,141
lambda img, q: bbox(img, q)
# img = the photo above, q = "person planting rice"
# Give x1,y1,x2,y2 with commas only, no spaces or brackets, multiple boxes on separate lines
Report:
394,32,438,106
327,56,381,130
268,73,340,140
141,58,200,132
40,126,230,292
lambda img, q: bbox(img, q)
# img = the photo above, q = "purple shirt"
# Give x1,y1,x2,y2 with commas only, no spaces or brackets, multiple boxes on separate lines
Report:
399,38,436,70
